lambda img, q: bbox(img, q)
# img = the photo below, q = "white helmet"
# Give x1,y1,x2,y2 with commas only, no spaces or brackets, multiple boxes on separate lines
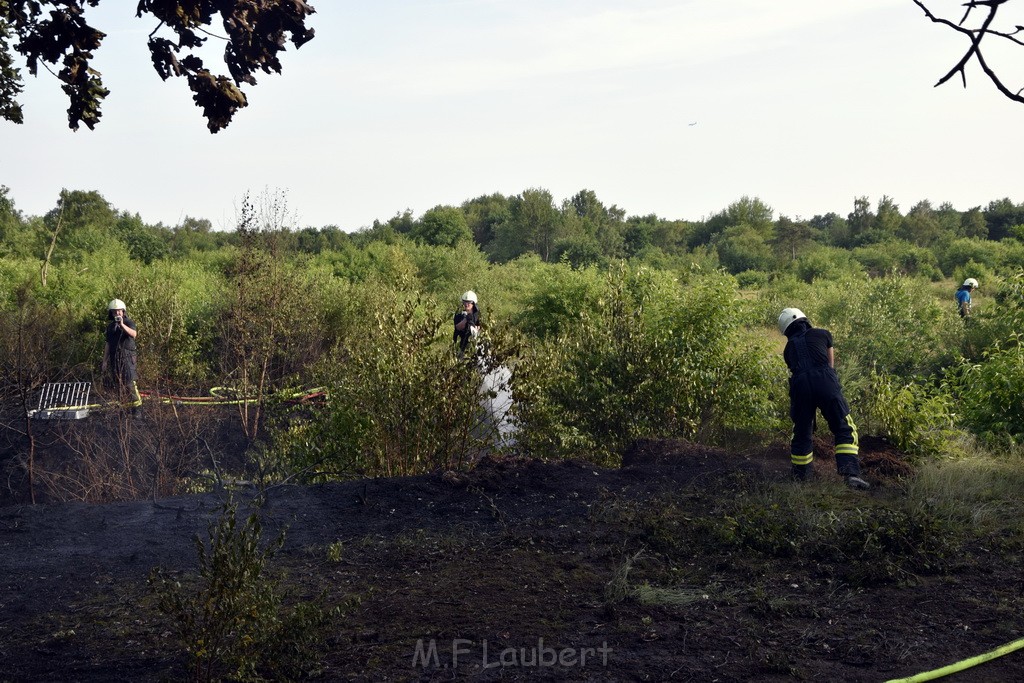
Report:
963,278,979,288
108,298,127,311
461,290,478,304
778,307,807,334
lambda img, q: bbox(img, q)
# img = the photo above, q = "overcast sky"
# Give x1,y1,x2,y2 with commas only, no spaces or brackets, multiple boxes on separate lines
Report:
2,1,1021,231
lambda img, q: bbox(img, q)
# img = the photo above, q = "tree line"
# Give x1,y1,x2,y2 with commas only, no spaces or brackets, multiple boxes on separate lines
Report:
2,186,1023,279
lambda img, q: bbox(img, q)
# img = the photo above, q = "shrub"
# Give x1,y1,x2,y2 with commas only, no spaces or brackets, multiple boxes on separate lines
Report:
511,261,607,339
792,246,864,283
149,501,335,682
852,240,942,279
860,370,960,458
282,286,504,478
937,237,1005,276
735,269,769,289
947,334,1024,444
813,274,962,378
510,264,785,462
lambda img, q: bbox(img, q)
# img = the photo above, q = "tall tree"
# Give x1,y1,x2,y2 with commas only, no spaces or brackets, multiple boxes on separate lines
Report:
0,184,20,247
716,225,773,274
934,201,963,236
984,198,1024,241
723,196,774,238
873,195,903,242
810,212,849,247
771,215,814,261
0,12,22,123
411,206,472,248
900,200,943,247
493,188,561,262
961,206,988,239
0,1,316,131
847,196,874,246
564,189,626,259
42,188,117,256
461,193,510,251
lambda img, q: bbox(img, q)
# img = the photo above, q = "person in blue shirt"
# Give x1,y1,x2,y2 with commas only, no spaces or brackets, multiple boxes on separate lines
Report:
955,278,978,318
778,307,869,490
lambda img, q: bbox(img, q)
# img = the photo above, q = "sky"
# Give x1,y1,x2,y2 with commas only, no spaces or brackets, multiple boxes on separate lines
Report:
2,0,1022,232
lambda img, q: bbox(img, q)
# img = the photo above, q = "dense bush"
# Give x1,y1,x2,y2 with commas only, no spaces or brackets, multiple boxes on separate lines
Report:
810,274,961,379
510,265,786,462
277,285,501,478
791,246,864,283
860,370,959,457
947,334,1024,445
851,239,942,280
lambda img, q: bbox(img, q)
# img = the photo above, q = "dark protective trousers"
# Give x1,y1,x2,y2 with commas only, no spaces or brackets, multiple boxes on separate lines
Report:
788,336,860,477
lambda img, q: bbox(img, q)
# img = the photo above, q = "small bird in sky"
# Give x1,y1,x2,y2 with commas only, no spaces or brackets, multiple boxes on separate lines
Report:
688,121,697,126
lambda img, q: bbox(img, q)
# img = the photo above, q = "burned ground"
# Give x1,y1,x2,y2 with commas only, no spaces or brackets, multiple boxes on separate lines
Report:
0,437,1022,682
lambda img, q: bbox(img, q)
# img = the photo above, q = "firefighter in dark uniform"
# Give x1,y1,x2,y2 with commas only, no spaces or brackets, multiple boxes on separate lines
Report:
778,307,869,490
453,290,481,356
103,298,143,414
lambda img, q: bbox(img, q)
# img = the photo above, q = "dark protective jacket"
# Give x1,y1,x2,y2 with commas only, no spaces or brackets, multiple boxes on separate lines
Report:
453,305,481,352
783,323,860,476
106,316,138,385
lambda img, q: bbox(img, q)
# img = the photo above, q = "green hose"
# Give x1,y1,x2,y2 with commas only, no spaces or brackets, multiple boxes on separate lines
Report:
886,636,1024,682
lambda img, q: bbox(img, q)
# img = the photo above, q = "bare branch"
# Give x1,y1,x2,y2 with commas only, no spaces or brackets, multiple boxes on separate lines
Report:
914,0,1024,104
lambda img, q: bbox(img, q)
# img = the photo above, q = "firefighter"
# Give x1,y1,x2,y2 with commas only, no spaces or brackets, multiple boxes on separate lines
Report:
955,278,978,318
103,298,143,414
778,307,869,490
453,290,481,355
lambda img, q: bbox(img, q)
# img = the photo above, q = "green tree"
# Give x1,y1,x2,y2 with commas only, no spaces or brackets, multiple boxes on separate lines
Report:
362,209,415,244
810,212,849,247
771,215,815,262
984,198,1024,241
934,201,962,236
716,225,774,274
692,196,773,248
724,196,774,238
563,189,626,259
0,184,22,253
1,1,315,131
847,196,874,246
114,212,168,264
493,188,562,262
634,215,691,255
961,206,988,239
553,235,603,268
38,189,118,271
461,193,510,251
622,215,656,256
411,205,472,248
168,216,230,256
875,195,903,241
0,14,22,123
899,200,944,247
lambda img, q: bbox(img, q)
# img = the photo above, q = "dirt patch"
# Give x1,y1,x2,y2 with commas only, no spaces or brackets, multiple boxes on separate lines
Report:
0,437,1022,681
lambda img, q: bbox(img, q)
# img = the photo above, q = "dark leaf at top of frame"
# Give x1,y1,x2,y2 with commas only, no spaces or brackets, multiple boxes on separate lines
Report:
1,0,316,131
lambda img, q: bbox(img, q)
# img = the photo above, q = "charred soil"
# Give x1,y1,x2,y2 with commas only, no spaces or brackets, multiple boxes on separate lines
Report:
1,437,1022,682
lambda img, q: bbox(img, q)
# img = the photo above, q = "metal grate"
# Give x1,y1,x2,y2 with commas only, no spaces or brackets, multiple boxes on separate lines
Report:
31,382,93,420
